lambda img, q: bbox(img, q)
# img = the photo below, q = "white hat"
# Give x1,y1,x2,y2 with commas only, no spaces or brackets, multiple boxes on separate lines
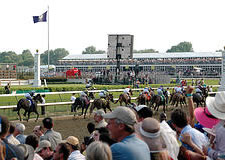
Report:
206,91,225,120
134,105,147,112
94,110,105,117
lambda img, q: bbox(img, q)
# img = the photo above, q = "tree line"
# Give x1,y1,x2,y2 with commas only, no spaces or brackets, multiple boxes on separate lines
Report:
0,41,198,67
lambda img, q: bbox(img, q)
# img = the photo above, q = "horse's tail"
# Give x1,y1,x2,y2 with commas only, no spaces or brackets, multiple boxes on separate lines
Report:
13,99,24,111
89,102,95,115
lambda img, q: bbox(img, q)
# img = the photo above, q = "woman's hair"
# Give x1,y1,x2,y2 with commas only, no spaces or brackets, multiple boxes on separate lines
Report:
86,141,112,160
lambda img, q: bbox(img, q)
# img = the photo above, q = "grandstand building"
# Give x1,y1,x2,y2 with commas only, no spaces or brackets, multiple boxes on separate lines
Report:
57,52,222,78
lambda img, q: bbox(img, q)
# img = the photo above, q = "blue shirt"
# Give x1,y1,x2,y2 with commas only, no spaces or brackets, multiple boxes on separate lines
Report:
179,125,208,151
111,134,150,160
16,134,27,144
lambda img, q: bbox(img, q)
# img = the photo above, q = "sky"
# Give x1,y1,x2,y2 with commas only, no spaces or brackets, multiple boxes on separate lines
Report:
1,0,225,55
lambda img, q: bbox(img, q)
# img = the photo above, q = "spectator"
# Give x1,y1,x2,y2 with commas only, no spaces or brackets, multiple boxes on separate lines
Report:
139,118,171,160
25,134,43,160
64,136,85,160
160,116,179,160
93,127,115,146
94,110,107,129
86,141,112,160
103,106,150,160
17,144,35,160
134,105,153,122
36,140,53,160
171,108,208,151
0,115,24,160
52,143,70,160
6,123,20,145
41,95,46,115
33,125,44,139
14,123,27,144
40,117,62,150
202,91,225,160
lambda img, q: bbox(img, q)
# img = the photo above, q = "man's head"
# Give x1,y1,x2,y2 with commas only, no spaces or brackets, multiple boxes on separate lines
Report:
33,125,44,137
25,134,39,150
103,106,137,142
53,143,70,160
134,105,153,122
0,115,10,138
64,136,79,152
94,110,105,123
42,117,53,129
14,123,25,136
171,109,188,131
36,140,53,159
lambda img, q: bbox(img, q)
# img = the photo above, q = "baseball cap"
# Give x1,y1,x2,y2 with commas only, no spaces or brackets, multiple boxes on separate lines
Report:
103,106,137,126
36,140,51,153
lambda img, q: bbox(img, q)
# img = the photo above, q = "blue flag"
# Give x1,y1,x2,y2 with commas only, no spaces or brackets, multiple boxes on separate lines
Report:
33,11,47,23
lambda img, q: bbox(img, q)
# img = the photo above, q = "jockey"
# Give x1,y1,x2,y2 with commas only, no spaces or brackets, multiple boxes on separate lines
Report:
80,91,87,97
157,87,163,96
143,87,149,94
124,87,131,99
25,91,35,108
175,86,182,93
195,86,202,95
99,90,107,98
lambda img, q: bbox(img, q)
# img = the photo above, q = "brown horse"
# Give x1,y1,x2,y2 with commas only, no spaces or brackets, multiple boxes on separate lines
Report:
72,96,90,119
136,93,151,106
170,92,186,108
193,87,209,107
89,93,114,115
14,94,43,122
150,95,166,113
114,89,133,106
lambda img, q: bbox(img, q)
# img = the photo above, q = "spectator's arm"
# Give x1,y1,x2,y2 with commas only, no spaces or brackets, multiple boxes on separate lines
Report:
181,133,204,156
186,86,195,127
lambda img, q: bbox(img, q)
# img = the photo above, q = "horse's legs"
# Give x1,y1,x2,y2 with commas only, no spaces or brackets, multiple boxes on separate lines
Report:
27,111,30,122
17,110,22,121
84,104,90,119
23,111,27,117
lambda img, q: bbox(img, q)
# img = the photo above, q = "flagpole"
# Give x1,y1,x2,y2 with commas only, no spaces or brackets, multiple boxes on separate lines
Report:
48,5,50,75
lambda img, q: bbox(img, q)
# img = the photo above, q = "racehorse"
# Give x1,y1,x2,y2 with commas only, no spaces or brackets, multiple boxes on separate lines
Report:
193,87,208,107
150,95,166,113
89,93,114,115
114,89,133,106
72,96,90,119
169,92,186,108
136,93,152,106
14,94,43,122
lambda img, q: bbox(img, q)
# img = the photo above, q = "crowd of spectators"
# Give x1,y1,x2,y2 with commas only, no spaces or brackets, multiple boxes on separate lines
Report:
58,57,221,66
0,85,225,160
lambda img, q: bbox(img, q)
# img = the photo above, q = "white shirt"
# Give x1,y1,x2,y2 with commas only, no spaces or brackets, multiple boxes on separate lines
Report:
68,150,85,160
42,97,45,104
34,153,43,160
7,134,20,145
71,96,76,103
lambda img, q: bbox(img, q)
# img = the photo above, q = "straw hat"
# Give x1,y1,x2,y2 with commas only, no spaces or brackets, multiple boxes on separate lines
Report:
206,91,225,120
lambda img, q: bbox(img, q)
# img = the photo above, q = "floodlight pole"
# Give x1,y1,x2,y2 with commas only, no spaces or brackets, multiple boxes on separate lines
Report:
115,35,121,84
47,5,50,75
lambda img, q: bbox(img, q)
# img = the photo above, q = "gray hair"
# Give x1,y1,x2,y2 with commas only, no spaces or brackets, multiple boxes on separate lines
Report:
115,118,135,133
15,123,25,134
86,141,112,160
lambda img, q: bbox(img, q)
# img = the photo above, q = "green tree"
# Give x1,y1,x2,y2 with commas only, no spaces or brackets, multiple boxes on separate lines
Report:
0,51,19,63
41,48,69,65
167,42,194,52
18,50,34,67
82,46,105,54
134,49,158,53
